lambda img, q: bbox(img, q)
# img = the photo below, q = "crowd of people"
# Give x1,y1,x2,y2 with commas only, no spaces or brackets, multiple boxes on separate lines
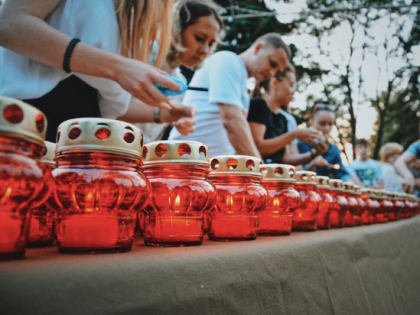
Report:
0,0,418,193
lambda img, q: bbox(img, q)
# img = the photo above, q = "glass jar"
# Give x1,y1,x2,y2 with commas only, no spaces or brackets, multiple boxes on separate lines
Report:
343,183,358,227
389,192,401,221
52,118,149,253
28,141,56,246
259,164,301,235
328,179,348,228
407,194,418,218
375,190,392,223
360,188,378,224
401,193,411,219
315,176,333,230
352,185,364,226
0,96,49,259
292,171,320,231
142,141,216,247
208,155,268,241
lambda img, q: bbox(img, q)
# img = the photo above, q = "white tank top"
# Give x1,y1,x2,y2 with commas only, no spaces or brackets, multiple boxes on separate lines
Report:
0,0,130,119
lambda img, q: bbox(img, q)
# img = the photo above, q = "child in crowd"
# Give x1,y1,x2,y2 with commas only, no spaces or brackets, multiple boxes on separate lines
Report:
347,139,384,188
379,142,404,192
298,102,355,181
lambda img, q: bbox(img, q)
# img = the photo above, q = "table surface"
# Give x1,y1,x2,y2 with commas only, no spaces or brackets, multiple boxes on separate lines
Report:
1,216,420,315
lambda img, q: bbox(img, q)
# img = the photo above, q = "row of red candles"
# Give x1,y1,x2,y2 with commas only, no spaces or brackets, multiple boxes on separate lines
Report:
0,99,419,260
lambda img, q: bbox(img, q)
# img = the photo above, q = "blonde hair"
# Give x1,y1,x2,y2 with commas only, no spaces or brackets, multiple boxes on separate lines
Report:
116,0,174,68
379,142,404,162
167,0,223,68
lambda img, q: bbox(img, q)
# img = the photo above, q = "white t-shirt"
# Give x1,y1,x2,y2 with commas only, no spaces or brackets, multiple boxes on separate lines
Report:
381,163,403,192
0,0,131,119
168,51,249,157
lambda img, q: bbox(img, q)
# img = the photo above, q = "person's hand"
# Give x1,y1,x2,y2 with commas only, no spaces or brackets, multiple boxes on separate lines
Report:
161,101,197,136
313,137,329,156
113,58,182,109
293,128,323,143
402,174,415,193
311,156,328,167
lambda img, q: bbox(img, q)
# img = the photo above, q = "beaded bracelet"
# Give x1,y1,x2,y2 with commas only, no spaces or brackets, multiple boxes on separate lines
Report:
63,38,81,73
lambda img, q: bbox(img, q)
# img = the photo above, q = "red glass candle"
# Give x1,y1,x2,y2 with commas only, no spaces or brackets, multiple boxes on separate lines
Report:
259,164,300,235
375,190,392,223
208,155,268,241
343,182,358,227
390,192,404,221
360,188,378,224
0,97,49,259
142,141,216,247
27,141,56,247
52,118,149,253
401,194,411,219
315,176,333,230
328,179,348,228
292,171,320,231
352,185,364,226
407,194,417,217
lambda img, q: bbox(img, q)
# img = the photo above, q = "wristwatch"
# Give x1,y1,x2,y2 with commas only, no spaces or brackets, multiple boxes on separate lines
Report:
153,107,161,123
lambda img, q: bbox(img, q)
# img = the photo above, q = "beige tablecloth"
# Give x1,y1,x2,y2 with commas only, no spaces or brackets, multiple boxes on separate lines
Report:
1,216,420,315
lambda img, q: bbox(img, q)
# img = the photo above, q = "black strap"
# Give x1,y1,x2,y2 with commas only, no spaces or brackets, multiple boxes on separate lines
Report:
63,38,81,73
187,86,208,92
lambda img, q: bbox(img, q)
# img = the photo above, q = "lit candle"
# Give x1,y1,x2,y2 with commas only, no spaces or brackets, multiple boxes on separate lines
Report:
259,164,301,235
208,155,268,241
315,176,333,230
142,141,216,247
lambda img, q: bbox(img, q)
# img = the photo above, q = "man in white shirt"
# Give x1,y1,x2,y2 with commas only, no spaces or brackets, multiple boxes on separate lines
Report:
169,33,290,157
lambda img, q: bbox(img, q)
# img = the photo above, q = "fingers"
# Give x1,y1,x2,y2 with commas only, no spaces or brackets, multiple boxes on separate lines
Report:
153,72,182,91
144,83,172,109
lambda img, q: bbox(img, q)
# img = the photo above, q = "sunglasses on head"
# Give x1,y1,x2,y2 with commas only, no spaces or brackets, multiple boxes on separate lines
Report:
312,103,336,112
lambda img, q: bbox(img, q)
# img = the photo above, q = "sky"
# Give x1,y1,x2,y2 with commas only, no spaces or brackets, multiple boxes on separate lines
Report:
264,0,419,140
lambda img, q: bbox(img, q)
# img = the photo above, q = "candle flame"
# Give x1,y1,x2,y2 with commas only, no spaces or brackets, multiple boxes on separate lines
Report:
332,164,340,170
0,186,12,204
273,198,279,207
175,194,181,207
86,191,94,212
227,195,234,207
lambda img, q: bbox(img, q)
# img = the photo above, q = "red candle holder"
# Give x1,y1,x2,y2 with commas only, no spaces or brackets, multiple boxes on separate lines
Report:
27,141,56,247
315,176,333,230
259,164,301,235
328,179,348,228
352,185,364,226
52,118,149,253
292,171,320,231
388,192,402,221
142,141,216,247
401,193,411,219
0,97,49,259
342,182,358,227
360,188,378,224
208,155,268,241
408,194,419,217
374,190,392,223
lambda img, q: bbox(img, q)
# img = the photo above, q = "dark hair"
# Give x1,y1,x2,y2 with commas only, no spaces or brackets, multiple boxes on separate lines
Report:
255,33,291,59
310,100,336,119
356,139,371,147
167,0,224,66
258,64,296,94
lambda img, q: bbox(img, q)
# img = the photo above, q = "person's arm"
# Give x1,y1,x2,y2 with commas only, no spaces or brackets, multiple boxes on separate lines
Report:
249,123,323,159
285,141,329,167
352,175,364,186
218,104,261,158
119,99,196,135
0,0,180,108
395,151,417,193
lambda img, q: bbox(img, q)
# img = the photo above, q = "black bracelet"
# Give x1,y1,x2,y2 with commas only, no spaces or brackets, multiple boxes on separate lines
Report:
63,38,81,73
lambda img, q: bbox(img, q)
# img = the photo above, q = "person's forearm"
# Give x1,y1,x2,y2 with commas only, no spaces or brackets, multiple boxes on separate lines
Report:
395,158,415,180
255,132,296,157
352,175,363,186
0,2,120,80
224,117,261,158
282,152,312,166
118,98,154,123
